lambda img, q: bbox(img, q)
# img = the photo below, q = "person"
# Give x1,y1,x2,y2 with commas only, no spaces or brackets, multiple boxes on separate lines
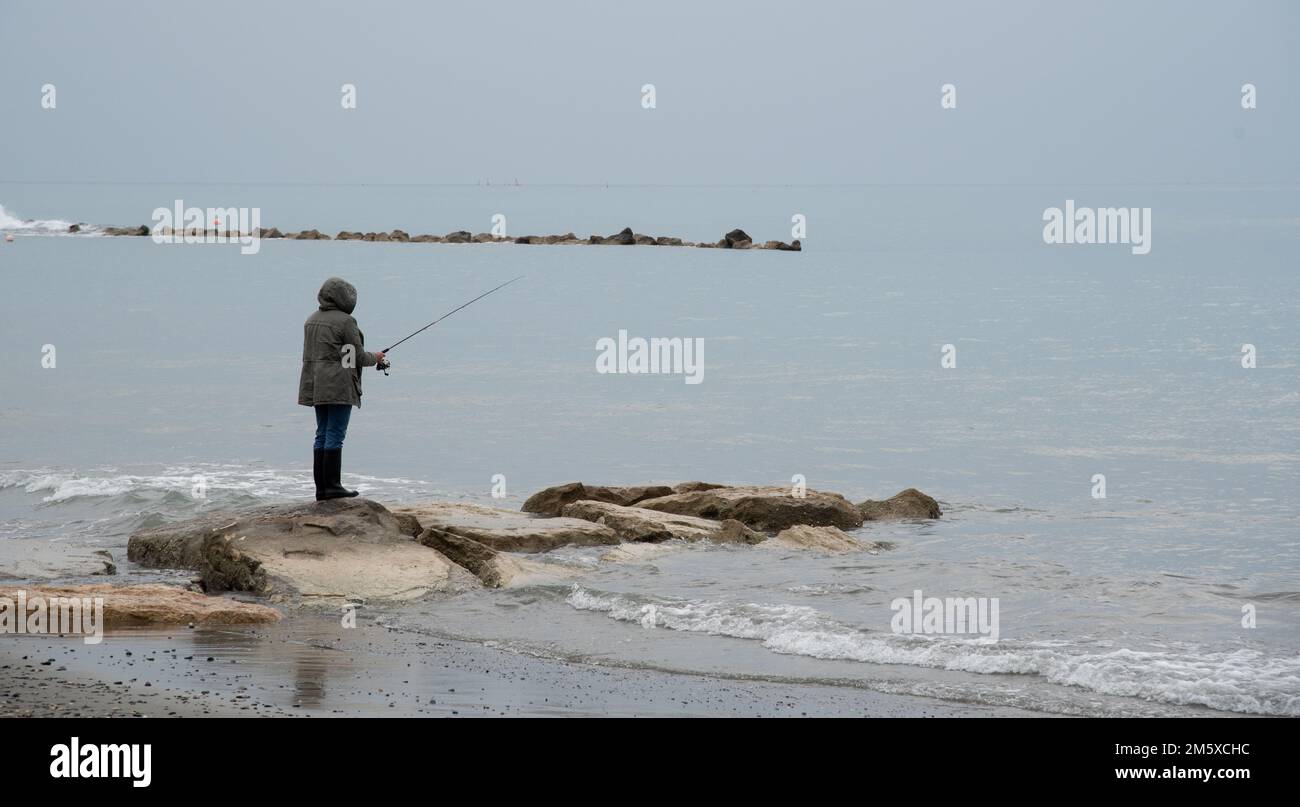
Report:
298,277,385,500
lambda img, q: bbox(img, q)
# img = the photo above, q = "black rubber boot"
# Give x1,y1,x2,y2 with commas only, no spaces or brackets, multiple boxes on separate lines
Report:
319,449,359,500
313,448,326,501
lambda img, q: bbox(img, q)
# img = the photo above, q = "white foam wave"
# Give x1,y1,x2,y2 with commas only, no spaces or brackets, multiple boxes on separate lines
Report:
0,203,96,235
565,585,1300,716
0,466,442,503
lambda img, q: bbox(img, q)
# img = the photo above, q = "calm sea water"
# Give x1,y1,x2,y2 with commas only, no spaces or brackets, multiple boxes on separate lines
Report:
1,182,1297,715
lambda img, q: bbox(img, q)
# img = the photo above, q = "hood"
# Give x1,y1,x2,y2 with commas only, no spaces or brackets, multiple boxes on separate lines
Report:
317,277,357,314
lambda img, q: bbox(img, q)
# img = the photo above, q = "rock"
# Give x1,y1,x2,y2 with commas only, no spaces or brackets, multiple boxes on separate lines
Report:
68,224,81,233
443,230,472,243
390,502,618,553
695,241,716,248
410,234,442,242
600,227,636,245
0,547,116,580
335,231,362,240
104,225,151,236
857,488,942,520
290,229,330,240
636,486,864,532
0,583,281,626
672,481,727,494
417,529,572,588
389,229,410,242
521,482,675,516
633,234,656,245
761,240,799,251
472,232,496,243
655,236,683,246
561,500,764,544
256,227,283,238
127,499,477,606
790,239,801,250
763,525,870,553
722,228,752,249
372,232,392,241
543,232,577,244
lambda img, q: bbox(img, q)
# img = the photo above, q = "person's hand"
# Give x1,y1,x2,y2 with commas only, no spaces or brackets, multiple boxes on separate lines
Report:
374,351,386,364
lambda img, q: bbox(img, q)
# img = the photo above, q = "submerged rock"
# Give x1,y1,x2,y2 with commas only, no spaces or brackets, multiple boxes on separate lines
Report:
103,225,151,236
0,583,280,626
127,499,476,606
636,485,864,532
763,525,891,554
391,502,618,553
561,500,764,544
521,482,675,517
857,488,942,520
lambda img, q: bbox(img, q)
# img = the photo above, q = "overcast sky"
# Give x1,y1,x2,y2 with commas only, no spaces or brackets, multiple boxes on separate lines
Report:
2,0,1296,186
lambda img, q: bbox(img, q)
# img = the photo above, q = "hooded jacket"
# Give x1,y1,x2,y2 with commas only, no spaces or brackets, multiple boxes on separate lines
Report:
298,277,376,407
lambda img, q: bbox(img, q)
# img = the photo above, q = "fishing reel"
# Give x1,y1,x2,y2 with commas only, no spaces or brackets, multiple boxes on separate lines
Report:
376,356,391,376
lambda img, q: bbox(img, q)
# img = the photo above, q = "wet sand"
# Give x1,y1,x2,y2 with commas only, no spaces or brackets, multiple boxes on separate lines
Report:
0,613,1041,717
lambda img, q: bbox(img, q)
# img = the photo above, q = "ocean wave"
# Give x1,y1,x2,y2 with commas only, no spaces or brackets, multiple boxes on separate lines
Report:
565,585,1300,716
0,203,98,235
0,466,443,504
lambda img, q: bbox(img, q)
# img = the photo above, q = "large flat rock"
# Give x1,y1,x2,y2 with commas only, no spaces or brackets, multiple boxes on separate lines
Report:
0,583,280,626
636,486,864,532
127,499,477,606
560,500,764,544
392,502,619,553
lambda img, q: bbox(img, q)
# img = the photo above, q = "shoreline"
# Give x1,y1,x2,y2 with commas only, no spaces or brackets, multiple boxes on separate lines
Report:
0,613,1043,718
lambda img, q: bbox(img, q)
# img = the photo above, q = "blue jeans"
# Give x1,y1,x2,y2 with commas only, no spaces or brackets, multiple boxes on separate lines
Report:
313,404,352,450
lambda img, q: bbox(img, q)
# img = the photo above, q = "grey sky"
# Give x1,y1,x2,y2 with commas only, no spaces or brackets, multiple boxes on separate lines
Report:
2,0,1296,186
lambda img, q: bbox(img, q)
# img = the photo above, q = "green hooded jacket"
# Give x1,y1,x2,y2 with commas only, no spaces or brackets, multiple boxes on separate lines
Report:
298,277,376,407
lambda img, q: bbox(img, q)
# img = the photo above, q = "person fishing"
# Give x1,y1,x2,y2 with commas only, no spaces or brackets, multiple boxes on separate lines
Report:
299,277,384,500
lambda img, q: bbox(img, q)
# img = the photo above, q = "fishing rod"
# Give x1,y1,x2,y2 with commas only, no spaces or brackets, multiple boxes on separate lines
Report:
375,275,524,375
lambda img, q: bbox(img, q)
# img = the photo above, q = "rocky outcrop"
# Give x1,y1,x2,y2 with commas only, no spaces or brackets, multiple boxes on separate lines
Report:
391,502,618,553
636,486,864,532
560,500,765,544
96,221,797,251
761,525,890,554
127,499,476,606
857,488,942,520
0,584,280,626
521,482,675,517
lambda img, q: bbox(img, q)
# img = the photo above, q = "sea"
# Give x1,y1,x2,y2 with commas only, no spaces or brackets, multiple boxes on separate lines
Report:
1,181,1297,716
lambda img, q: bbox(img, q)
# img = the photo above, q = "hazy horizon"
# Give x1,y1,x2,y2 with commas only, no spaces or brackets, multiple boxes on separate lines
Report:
2,0,1297,187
